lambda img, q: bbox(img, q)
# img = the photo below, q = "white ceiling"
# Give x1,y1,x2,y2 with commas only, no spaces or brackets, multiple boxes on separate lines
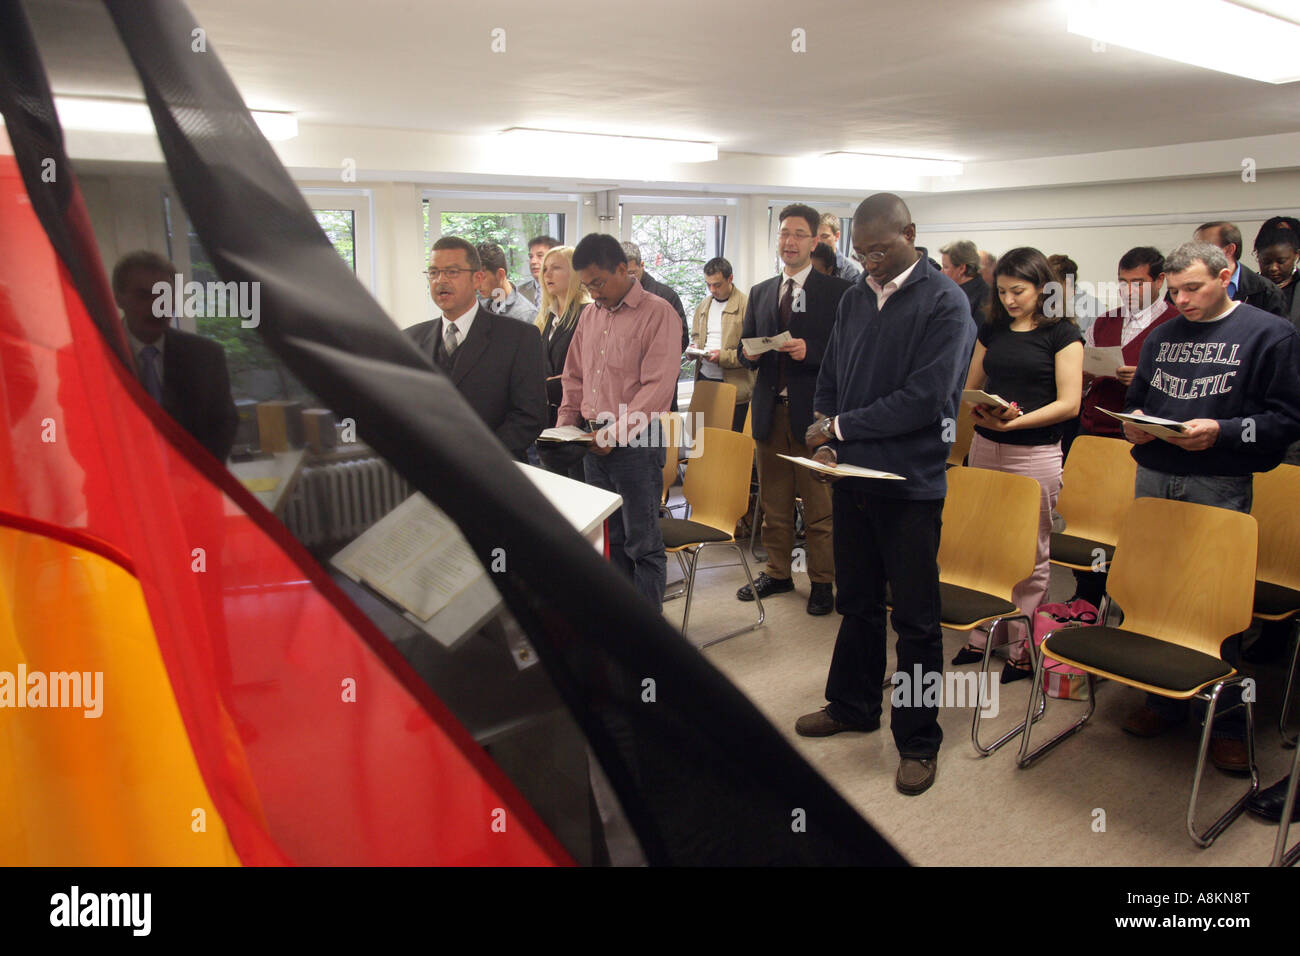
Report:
22,0,1300,186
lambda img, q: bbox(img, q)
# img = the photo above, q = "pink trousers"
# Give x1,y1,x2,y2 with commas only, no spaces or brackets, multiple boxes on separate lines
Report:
965,433,1063,662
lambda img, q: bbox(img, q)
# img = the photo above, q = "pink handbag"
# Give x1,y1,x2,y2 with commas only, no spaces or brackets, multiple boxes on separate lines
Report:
1032,599,1099,700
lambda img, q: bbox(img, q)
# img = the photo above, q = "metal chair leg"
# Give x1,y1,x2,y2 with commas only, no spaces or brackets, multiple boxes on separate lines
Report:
1280,618,1299,748
1017,642,1097,768
664,550,691,602
749,469,764,562
1271,736,1300,866
970,614,1044,756
698,542,766,649
1187,679,1258,847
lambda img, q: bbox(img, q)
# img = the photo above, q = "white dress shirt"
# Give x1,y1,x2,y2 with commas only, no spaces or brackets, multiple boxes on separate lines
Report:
865,254,921,310
441,301,478,346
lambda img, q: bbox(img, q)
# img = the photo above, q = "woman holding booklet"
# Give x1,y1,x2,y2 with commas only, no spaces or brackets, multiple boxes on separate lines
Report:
955,247,1084,682
535,246,592,480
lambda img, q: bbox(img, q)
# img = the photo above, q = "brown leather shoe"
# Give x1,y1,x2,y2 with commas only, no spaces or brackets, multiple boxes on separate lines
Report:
1209,738,1250,775
896,757,937,795
1122,706,1175,737
794,707,879,737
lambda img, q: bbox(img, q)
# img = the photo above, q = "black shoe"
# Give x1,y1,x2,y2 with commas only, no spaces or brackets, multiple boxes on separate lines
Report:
952,644,985,666
1001,659,1034,684
1247,775,1300,822
737,573,794,602
807,582,834,615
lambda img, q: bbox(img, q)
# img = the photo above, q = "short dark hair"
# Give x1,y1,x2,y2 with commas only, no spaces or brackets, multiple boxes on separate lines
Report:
703,256,732,279
528,235,560,251
112,250,178,293
989,247,1067,329
1197,221,1243,257
476,241,507,275
810,242,837,272
778,203,820,236
571,233,627,273
1255,227,1300,254
1255,217,1300,251
1117,246,1165,279
431,236,482,271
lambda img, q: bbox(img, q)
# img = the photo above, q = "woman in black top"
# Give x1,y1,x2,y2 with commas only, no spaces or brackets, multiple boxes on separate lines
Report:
954,247,1084,681
535,245,591,480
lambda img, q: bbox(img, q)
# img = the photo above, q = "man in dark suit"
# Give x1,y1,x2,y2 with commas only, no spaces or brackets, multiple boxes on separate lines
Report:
406,236,547,461
1194,221,1287,316
112,251,238,462
737,204,852,615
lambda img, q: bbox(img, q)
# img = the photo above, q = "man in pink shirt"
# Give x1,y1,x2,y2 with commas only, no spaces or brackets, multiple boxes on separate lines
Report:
559,234,683,609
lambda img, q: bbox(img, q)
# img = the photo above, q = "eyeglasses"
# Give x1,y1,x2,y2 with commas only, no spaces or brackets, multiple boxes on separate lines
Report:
851,250,888,264
424,267,474,280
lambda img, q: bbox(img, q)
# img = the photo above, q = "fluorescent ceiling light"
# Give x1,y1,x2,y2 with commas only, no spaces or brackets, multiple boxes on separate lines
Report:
53,97,299,140
499,128,717,163
820,152,963,178
1066,0,1300,84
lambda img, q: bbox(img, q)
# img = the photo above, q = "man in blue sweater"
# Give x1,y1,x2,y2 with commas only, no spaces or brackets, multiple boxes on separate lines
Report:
1121,239,1300,777
795,193,976,796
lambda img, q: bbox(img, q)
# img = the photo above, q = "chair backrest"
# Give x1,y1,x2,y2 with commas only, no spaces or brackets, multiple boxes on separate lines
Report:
1251,463,1300,591
946,405,976,467
1107,497,1257,656
659,411,684,504
1055,435,1138,546
938,466,1041,601
681,427,754,536
687,380,738,434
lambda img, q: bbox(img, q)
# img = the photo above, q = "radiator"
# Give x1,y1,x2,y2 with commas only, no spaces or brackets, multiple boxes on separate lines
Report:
283,457,412,547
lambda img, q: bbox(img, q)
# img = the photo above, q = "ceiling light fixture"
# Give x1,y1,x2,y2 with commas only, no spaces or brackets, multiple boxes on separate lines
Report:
499,128,717,163
54,96,300,140
1066,0,1300,84
820,152,963,178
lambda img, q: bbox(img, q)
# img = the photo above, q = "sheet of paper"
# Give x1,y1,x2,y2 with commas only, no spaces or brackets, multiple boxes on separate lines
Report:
537,425,594,443
1083,346,1125,378
778,454,904,480
962,389,1011,409
741,331,792,356
241,476,280,493
1099,408,1187,438
684,346,709,358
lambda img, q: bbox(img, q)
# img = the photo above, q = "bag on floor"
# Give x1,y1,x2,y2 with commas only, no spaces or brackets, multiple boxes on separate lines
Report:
1031,599,1099,701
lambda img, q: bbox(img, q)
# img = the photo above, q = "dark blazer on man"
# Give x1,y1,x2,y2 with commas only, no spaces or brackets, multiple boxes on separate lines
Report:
1234,263,1287,317
157,327,238,462
639,272,689,349
406,305,547,460
740,268,852,442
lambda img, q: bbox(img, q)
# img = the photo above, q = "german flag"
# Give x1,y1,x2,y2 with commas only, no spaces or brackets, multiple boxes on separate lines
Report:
0,0,903,866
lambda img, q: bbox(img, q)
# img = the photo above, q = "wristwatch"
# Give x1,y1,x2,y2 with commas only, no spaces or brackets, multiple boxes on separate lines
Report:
819,416,836,439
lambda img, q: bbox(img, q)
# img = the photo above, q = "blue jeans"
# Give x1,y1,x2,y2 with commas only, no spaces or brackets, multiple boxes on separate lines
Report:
585,444,667,611
1134,466,1252,738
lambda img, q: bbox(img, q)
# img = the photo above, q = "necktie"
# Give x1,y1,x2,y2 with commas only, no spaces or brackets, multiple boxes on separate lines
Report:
777,277,794,394
443,321,460,358
139,344,162,401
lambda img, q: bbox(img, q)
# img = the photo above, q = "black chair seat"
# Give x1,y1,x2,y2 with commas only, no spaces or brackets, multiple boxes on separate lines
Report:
1043,626,1232,693
1254,580,1300,619
660,517,733,549
939,583,1020,628
1050,532,1113,568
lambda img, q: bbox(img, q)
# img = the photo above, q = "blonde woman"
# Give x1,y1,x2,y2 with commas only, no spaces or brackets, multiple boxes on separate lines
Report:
535,245,592,478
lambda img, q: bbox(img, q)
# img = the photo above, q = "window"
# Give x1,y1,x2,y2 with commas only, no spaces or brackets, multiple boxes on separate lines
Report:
422,204,565,286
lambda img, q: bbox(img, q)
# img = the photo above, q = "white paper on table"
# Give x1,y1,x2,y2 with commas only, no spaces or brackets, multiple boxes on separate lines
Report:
778,454,905,480
1099,408,1187,439
1083,346,1125,378
537,425,594,443
741,331,792,355
962,389,1011,409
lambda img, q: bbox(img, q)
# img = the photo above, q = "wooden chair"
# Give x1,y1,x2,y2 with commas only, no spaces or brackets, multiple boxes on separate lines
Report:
659,412,686,515
1250,464,1300,746
937,466,1045,755
684,380,737,451
1018,497,1259,848
946,405,976,468
659,427,764,647
1049,435,1137,622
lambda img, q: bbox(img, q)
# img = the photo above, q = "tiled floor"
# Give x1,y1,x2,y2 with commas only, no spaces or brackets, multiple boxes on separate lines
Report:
660,511,1295,867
